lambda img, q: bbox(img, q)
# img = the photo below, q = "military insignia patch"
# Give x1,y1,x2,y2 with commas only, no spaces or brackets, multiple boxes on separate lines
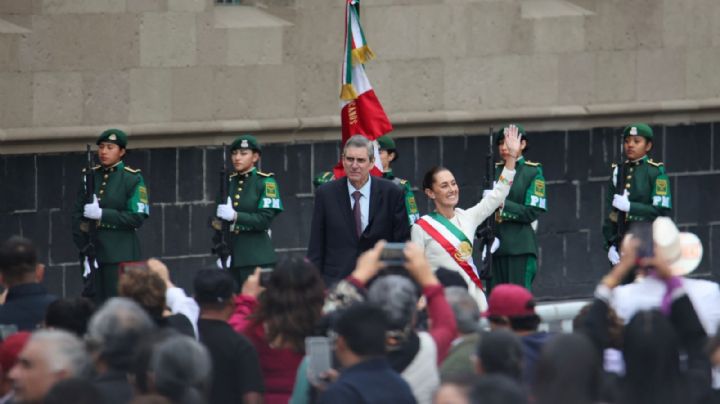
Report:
534,180,545,197
139,186,148,203
109,134,117,141
241,139,249,148
265,182,277,198
408,197,418,211
629,127,638,136
655,179,668,196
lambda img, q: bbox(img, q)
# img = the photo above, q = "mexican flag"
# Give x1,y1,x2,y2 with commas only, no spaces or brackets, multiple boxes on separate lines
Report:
334,0,392,179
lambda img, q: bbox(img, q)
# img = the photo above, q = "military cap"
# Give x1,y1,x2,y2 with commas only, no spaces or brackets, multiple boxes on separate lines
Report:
96,128,128,148
623,123,653,140
231,134,261,153
496,123,527,143
377,135,397,150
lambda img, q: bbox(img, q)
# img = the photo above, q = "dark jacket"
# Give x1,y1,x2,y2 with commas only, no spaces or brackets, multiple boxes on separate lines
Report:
319,357,416,404
0,283,57,331
94,369,134,404
307,177,410,285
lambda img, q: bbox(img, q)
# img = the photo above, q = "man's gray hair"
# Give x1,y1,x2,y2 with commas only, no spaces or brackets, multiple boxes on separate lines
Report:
86,297,155,370
30,329,91,377
367,275,419,331
444,286,480,334
343,135,374,161
151,334,212,401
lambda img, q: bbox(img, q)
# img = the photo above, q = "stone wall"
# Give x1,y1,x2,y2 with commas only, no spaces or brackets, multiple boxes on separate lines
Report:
2,0,720,152
1,122,718,299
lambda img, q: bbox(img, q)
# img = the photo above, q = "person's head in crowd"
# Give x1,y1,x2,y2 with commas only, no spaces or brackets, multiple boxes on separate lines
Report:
573,302,624,349
0,331,30,398
436,268,469,290
86,297,155,373
130,394,172,404
533,333,601,404
469,374,527,404
342,134,375,188
377,135,399,172
475,329,523,381
130,329,177,396
44,297,95,337
193,269,236,320
149,334,212,404
251,257,325,353
43,377,102,404
332,303,388,368
485,285,540,334
445,287,480,336
118,267,167,320
367,274,420,349
435,373,476,404
620,309,684,404
0,237,44,288
9,330,90,404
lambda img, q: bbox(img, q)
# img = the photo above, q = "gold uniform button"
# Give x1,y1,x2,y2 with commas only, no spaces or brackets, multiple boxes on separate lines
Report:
625,183,631,189
102,182,107,186
103,174,109,179
238,188,243,191
626,176,631,180
629,168,634,173
233,202,239,207
235,194,240,199
99,190,105,194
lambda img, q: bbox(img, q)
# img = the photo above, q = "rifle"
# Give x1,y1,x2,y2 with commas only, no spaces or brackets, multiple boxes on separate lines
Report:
211,143,232,269
614,131,628,248
476,127,496,283
80,144,98,298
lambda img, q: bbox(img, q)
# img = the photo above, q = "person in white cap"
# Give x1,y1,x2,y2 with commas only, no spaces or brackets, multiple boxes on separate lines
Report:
611,217,720,335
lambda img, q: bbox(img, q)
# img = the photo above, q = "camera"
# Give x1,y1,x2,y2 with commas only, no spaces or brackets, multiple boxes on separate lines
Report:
379,242,406,268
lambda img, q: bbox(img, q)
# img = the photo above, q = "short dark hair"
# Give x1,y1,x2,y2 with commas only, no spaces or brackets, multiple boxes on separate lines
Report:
470,374,527,404
509,314,541,332
0,236,37,284
476,330,523,381
45,298,96,337
422,166,450,191
334,303,388,357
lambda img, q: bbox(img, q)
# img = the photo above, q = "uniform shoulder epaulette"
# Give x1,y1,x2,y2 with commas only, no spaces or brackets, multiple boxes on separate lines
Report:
647,159,664,167
229,172,238,178
257,171,274,177
611,163,617,168
524,160,541,167
398,178,408,185
124,166,141,174
82,165,102,173
495,162,504,167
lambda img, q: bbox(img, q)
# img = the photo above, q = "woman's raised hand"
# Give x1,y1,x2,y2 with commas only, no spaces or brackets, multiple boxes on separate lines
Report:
504,125,522,161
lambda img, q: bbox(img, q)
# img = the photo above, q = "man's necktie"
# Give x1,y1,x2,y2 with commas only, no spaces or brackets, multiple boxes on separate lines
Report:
352,190,362,237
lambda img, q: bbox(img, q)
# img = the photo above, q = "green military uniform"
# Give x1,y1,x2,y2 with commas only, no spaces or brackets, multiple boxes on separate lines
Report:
490,125,547,291
382,170,420,225
602,124,671,250
72,129,149,303
220,135,283,287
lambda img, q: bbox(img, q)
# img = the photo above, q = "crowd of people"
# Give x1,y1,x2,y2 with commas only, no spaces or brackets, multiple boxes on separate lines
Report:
0,119,712,403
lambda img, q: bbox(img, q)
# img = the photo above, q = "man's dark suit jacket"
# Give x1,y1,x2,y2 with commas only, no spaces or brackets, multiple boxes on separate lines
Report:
307,176,411,286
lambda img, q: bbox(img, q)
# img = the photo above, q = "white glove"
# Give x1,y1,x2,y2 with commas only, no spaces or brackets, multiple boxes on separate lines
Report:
216,197,237,222
608,245,620,265
83,257,98,278
83,195,102,220
481,238,501,260
612,190,630,213
216,256,232,269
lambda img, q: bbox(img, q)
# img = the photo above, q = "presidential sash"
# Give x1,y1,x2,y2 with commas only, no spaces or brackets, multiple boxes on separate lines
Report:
416,213,483,289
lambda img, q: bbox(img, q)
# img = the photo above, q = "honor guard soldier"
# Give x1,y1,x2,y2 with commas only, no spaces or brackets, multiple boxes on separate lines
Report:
491,124,547,291
312,135,420,225
603,123,671,265
215,135,283,287
72,129,150,303
377,135,420,225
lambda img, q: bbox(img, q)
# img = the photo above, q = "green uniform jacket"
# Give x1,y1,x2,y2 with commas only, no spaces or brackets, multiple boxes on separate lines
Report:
72,161,149,264
383,170,420,225
493,157,547,257
602,156,671,249
220,167,283,268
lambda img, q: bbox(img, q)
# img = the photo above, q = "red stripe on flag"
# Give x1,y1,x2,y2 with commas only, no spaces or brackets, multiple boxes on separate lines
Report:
340,90,393,144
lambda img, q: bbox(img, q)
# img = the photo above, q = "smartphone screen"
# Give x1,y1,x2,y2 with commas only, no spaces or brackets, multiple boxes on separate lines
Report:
379,242,406,267
627,222,654,259
305,336,332,384
259,267,273,287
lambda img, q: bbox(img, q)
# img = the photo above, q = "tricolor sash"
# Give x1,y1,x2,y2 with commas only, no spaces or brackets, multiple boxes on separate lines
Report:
416,213,483,289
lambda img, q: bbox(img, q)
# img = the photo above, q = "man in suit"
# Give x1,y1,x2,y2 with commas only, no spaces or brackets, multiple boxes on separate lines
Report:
308,135,410,286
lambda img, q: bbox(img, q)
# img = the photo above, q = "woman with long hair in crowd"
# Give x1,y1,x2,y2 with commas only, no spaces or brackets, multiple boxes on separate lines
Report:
411,126,521,310
229,257,325,404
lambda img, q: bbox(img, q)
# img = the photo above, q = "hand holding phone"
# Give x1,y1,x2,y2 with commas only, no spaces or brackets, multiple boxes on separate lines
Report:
305,336,332,385
379,242,406,267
